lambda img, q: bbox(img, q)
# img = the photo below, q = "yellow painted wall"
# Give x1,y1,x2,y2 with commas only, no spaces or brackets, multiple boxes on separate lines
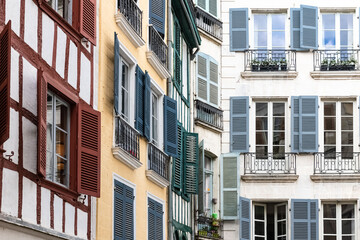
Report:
97,0,168,239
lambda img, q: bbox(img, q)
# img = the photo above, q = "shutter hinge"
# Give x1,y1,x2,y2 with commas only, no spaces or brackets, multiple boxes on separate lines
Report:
249,105,251,109
289,105,291,108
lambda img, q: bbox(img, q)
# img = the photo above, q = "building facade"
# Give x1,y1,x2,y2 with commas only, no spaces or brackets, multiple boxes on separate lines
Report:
0,0,100,239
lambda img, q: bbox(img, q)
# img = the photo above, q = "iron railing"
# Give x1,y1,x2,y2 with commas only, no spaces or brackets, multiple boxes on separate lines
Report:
313,49,360,71
194,100,223,130
149,25,168,69
115,116,140,161
118,0,142,37
148,142,170,180
244,49,296,72
195,6,222,41
244,153,297,174
196,216,223,239
314,153,360,174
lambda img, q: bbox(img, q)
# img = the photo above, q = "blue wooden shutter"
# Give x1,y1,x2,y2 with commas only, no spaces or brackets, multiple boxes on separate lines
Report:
230,97,249,152
164,96,178,157
173,122,183,190
300,5,318,49
291,199,318,240
229,8,248,51
124,185,134,240
300,96,318,152
148,198,156,240
114,32,120,115
149,0,165,35
144,71,151,141
114,180,125,240
290,9,303,50
135,65,145,135
155,201,163,240
184,132,199,195
198,140,205,213
239,197,251,240
221,154,239,220
291,96,300,152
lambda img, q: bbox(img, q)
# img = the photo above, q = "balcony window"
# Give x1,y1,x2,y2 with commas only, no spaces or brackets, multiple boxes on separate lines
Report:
321,13,353,49
196,0,217,17
254,14,286,49
120,59,129,122
195,6,222,41
46,0,72,24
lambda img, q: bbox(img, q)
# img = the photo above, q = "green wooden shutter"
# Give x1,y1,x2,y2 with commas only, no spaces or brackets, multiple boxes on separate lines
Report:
149,0,165,34
239,197,251,240
300,96,318,152
135,65,145,135
172,122,183,190
300,5,318,49
221,154,239,220
164,96,178,157
114,32,120,115
124,185,134,240
230,97,249,152
209,59,219,106
184,132,199,195
198,140,205,214
114,180,124,240
197,54,208,101
229,8,248,51
291,96,300,152
291,199,318,240
173,20,182,87
290,9,303,50
144,71,151,141
209,0,217,16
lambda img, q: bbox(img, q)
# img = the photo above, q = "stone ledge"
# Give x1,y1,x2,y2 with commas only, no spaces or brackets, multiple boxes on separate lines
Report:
146,51,171,79
112,147,142,170
115,13,145,48
241,71,298,80
310,71,360,80
194,119,223,134
241,174,299,183
145,170,170,188
310,174,360,183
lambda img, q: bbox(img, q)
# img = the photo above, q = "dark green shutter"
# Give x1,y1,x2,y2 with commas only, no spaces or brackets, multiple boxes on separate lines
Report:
183,132,199,195
291,96,300,152
291,199,318,240
229,8,248,51
135,65,145,135
114,32,120,115
149,0,165,34
172,122,183,190
173,20,182,87
239,197,250,240
144,71,151,141
198,140,205,213
300,5,318,49
230,97,249,152
164,96,178,157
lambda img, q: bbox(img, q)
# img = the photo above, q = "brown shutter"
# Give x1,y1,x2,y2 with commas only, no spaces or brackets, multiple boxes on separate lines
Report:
0,21,11,146
79,0,96,45
37,74,47,177
77,102,101,197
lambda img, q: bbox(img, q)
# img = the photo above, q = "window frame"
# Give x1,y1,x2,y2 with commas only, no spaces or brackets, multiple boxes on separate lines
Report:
119,58,130,122
195,0,218,17
149,78,164,149
204,154,213,214
45,0,73,24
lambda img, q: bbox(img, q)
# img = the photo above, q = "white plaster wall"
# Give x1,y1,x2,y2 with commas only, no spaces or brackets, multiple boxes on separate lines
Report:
22,58,38,116
67,40,78,89
79,53,91,104
10,48,19,102
40,187,51,229
77,209,87,239
24,0,38,52
22,117,37,174
1,168,19,216
5,0,21,36
0,224,63,240
22,177,37,225
42,13,54,67
64,203,75,236
3,109,19,164
56,27,66,78
53,195,63,232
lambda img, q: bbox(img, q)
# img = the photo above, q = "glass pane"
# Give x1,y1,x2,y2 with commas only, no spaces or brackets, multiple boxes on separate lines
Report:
46,150,53,180
57,0,64,17
341,117,353,130
56,156,67,185
254,15,267,30
273,146,285,159
56,100,68,130
342,204,354,219
255,221,265,235
342,220,355,234
341,103,353,116
273,117,285,130
323,14,335,29
324,132,336,144
256,117,268,130
341,146,353,159
273,132,285,145
340,30,353,47
277,221,286,235
256,103,268,116
324,117,336,130
47,94,53,123
121,90,128,119
278,237,286,240
255,237,265,240
255,32,267,48
56,129,67,158
342,236,355,240
256,132,268,144
272,15,285,30
272,32,285,48
340,14,353,29
324,103,336,116
277,205,286,220
324,204,336,218
273,103,285,116
324,146,336,158
256,147,268,158
324,220,337,234
323,31,336,48
341,132,353,145
324,237,336,240
255,205,265,220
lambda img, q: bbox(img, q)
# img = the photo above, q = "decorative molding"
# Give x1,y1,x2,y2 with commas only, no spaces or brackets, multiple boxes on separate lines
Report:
145,170,170,188
146,51,171,79
115,13,145,48
241,175,299,183
310,71,360,80
310,175,360,183
241,71,298,80
112,147,142,170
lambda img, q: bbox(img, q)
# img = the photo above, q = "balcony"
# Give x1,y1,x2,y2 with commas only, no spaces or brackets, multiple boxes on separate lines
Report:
195,6,222,42
112,116,142,170
194,100,223,132
146,25,171,79
196,216,223,240
146,142,170,188
313,50,359,71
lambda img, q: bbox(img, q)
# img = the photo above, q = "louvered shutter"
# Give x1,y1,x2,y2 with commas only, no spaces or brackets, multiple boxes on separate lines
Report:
135,65,145,135
184,132,199,195
197,54,208,101
221,155,239,219
229,8,248,51
0,21,11,146
155,201,163,240
209,59,219,105
230,97,249,152
79,0,96,45
300,5,318,49
172,122,183,190
37,75,47,177
209,0,217,16
77,102,101,197
164,96,178,157
300,96,318,152
291,96,300,152
174,22,182,86
239,197,250,240
114,32,120,115
144,71,151,141
114,181,125,240
291,199,318,240
198,140,205,213
149,0,165,35
148,198,156,240
291,9,303,50
124,185,134,240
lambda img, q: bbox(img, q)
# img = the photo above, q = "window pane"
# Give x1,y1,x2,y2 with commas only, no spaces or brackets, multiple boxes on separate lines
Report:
255,205,265,220
272,32,285,48
340,14,353,29
341,117,353,130
341,103,353,116
255,32,267,48
255,221,265,235
324,220,337,234
324,117,336,130
273,132,285,145
273,117,285,130
340,30,353,47
277,221,286,235
324,146,336,158
323,14,335,29
256,132,268,144
56,100,68,130
324,204,336,218
342,220,355,234
277,205,286,220
341,146,353,158
272,15,285,30
56,129,67,158
273,103,285,116
324,237,336,240
256,103,268,116
342,236,355,240
324,103,336,116
342,204,354,219
256,146,268,158
56,156,67,185
324,132,336,144
323,31,336,48
341,132,353,145
273,146,285,159
256,117,268,130
57,0,64,17
254,15,267,30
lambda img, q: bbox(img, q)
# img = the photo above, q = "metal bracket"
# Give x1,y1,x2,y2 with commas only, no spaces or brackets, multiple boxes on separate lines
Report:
5,151,14,162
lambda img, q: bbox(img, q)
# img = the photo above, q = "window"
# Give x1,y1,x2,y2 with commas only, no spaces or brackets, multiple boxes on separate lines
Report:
151,93,159,146
322,203,356,240
46,0,72,23
321,13,353,49
196,0,217,17
254,14,286,49
148,197,164,240
120,59,130,122
197,53,219,106
46,92,70,186
204,155,213,214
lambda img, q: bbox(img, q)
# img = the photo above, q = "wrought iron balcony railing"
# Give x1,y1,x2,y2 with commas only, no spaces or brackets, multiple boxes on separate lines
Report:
148,142,170,180
195,6,222,41
244,153,297,174
314,152,360,174
313,49,360,71
115,116,140,161
118,0,142,37
196,216,223,239
194,99,223,131
149,25,168,69
244,49,296,72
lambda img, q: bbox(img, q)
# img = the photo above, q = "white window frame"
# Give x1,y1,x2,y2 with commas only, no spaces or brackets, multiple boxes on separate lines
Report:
147,192,165,240
149,78,164,149
119,58,130,122
46,0,72,23
204,154,213,214
275,203,288,240
253,203,267,239
195,0,218,17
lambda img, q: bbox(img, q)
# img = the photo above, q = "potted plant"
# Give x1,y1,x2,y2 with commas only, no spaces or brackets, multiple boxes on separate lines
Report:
251,59,260,71
328,59,338,71
260,59,270,71
347,57,357,70
321,59,329,71
268,59,278,71
279,58,287,71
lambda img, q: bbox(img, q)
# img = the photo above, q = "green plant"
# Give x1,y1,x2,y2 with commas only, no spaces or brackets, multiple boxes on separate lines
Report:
251,58,260,65
279,58,287,65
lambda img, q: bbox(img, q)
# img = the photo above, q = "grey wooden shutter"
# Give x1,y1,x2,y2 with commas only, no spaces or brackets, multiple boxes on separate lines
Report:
114,32,120,115
184,132,199,195
291,199,318,240
300,5,318,49
144,71,151,141
124,185,134,240
230,97,249,152
300,96,318,152
148,198,156,240
239,197,251,240
209,60,219,106
229,8,248,51
290,9,302,50
114,180,125,240
135,65,145,135
149,0,165,35
291,96,300,152
198,140,205,214
155,201,163,240
209,0,217,16
197,54,208,101
164,96,178,157
221,154,239,220
172,122,183,190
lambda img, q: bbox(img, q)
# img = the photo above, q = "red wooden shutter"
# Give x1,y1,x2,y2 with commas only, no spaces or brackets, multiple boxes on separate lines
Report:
77,102,101,197
0,21,11,146
79,0,96,45
37,75,47,177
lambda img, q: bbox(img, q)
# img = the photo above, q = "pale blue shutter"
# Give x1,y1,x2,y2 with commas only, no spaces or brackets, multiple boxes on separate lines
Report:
230,97,249,152
114,180,124,240
290,9,302,50
124,185,134,240
144,71,151,141
300,96,318,152
184,132,199,195
291,199,318,240
114,32,120,115
221,154,239,220
291,97,300,152
229,8,248,51
239,197,250,240
164,96,178,157
300,5,318,49
149,0,165,34
135,65,145,135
